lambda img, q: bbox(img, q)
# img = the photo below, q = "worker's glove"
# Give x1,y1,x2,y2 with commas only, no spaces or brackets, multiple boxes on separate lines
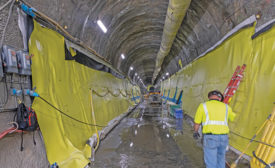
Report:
193,132,200,140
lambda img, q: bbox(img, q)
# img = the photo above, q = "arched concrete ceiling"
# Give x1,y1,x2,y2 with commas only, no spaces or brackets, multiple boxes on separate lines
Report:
25,0,275,87
155,0,275,83
27,0,168,86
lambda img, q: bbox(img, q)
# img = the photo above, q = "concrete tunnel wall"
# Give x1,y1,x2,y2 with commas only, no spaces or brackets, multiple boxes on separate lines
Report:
0,1,49,167
0,0,275,167
2,0,274,85
0,1,141,167
160,20,275,157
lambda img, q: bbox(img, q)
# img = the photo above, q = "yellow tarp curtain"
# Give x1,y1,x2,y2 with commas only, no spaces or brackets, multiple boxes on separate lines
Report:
29,21,138,167
161,23,275,156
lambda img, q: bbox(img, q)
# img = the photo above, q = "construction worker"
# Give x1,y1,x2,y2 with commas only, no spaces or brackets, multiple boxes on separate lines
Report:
193,90,236,168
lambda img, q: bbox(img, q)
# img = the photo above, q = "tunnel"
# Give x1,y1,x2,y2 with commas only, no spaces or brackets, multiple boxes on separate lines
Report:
0,0,275,167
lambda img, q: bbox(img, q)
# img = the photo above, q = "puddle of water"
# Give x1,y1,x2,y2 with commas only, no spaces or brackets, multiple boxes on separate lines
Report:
93,101,204,168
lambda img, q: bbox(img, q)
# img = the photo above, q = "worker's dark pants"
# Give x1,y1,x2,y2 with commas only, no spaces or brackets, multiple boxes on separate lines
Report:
203,134,228,168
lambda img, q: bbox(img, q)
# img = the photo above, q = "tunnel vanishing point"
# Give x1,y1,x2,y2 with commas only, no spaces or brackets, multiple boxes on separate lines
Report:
0,0,274,168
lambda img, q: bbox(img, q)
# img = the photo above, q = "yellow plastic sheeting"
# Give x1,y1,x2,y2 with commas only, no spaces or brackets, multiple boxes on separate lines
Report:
29,21,137,168
162,78,181,101
133,85,141,97
147,85,153,91
251,106,275,167
161,24,275,155
132,86,141,99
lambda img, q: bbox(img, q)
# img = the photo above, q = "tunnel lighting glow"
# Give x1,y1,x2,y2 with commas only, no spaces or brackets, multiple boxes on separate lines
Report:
130,66,133,70
135,73,137,76
97,20,107,33
121,54,125,59
162,76,165,79
166,134,170,138
130,142,134,147
166,72,169,76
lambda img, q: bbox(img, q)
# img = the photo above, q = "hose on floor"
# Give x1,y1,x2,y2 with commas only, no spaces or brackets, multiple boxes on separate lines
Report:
0,122,22,140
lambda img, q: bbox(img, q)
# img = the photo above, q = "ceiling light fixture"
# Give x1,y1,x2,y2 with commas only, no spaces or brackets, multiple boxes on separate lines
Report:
130,66,133,70
97,20,107,33
135,73,137,76
166,72,169,76
121,54,125,59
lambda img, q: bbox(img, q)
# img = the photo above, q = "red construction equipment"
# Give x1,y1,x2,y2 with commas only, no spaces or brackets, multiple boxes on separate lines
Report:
223,64,246,104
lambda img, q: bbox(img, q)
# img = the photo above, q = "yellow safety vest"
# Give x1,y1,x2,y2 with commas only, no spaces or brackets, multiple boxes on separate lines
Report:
202,103,228,127
194,100,235,134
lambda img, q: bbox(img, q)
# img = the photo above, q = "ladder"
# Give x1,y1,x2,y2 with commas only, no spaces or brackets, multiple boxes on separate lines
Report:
223,64,246,104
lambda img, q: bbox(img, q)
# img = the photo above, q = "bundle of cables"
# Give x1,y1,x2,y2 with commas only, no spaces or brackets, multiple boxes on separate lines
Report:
0,122,23,140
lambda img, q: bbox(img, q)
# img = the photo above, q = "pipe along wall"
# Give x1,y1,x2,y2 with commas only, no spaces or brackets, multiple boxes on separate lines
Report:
161,20,275,159
29,20,140,168
153,0,191,82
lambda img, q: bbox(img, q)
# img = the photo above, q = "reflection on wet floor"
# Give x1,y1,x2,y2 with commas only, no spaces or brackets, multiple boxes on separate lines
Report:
93,100,204,168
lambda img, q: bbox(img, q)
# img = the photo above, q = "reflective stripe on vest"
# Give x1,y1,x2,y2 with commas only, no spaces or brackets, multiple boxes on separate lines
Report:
202,103,228,126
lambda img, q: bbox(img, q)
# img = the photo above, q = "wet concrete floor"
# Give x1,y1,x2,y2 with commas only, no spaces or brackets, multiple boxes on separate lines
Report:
93,100,204,168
